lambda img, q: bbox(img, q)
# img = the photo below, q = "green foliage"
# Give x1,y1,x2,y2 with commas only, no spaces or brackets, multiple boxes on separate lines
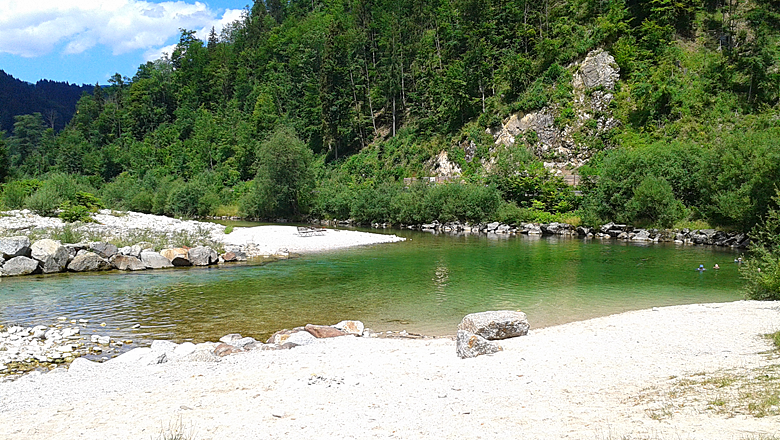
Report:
25,185,62,217
241,127,313,219
742,190,780,301
626,175,686,227
2,179,42,209
58,201,94,223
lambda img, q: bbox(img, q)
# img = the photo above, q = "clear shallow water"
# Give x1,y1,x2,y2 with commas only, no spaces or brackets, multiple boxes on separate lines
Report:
0,231,744,344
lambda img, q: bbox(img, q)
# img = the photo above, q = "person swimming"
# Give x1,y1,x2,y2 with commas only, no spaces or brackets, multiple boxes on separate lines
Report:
697,264,706,271
714,263,720,270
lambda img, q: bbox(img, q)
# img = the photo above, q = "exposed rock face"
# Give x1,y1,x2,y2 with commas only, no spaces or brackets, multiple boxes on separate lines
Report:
160,248,191,266
487,49,620,175
140,251,174,269
110,255,146,271
89,242,118,259
0,236,31,259
1,256,40,276
305,324,346,338
428,150,462,177
68,252,111,272
456,330,503,359
31,239,69,273
189,246,218,266
458,310,530,340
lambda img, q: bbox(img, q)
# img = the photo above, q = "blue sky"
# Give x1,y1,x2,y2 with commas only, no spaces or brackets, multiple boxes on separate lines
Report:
0,0,250,86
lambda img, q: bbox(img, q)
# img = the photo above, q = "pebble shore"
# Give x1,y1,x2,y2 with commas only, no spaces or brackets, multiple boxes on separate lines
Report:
0,301,777,439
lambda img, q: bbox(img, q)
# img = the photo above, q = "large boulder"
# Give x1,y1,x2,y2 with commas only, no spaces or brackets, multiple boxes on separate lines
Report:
160,248,191,266
31,239,69,273
456,330,503,359
67,251,111,272
0,236,31,259
1,256,41,276
89,242,118,259
110,254,146,271
189,246,218,266
140,251,174,269
118,245,143,258
457,310,530,340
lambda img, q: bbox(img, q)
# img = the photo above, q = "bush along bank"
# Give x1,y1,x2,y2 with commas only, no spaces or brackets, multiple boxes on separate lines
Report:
341,220,750,249
0,236,249,278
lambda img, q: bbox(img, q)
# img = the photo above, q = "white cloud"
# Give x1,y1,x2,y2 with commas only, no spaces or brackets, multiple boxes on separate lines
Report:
0,0,244,58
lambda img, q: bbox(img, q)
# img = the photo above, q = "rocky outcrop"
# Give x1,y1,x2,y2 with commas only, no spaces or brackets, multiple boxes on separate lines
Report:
458,311,530,340
456,330,503,359
0,236,31,259
68,251,111,272
487,49,621,175
31,239,69,273
1,256,40,276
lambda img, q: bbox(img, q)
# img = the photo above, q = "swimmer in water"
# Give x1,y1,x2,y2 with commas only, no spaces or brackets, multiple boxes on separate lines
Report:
714,263,720,270
697,264,706,271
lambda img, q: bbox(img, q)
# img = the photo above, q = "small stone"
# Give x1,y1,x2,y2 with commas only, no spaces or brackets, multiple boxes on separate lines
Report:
58,317,67,321
213,343,244,357
97,336,110,345
79,319,88,323
100,323,106,327
132,324,141,329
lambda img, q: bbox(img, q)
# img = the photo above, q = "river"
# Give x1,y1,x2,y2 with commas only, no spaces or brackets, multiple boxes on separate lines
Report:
0,229,744,344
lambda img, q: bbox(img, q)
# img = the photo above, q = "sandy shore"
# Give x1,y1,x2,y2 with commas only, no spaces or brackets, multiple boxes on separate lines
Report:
1,300,778,439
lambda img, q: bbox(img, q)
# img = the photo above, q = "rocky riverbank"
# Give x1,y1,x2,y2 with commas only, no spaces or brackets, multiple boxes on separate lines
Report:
363,219,751,248
0,301,777,439
0,209,405,278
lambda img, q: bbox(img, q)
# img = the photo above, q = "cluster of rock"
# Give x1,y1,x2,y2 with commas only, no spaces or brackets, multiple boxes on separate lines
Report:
0,321,120,377
403,221,750,248
63,320,371,372
456,311,530,359
0,236,248,277
579,222,751,248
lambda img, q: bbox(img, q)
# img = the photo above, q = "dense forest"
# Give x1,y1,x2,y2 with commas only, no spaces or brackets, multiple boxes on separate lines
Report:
0,70,92,133
0,0,778,234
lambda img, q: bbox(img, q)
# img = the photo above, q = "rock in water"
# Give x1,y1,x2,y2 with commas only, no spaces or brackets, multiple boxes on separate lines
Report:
1,256,41,276
0,236,31,259
160,248,191,266
189,246,218,266
458,310,530,340
67,252,111,272
140,251,174,269
110,255,146,271
305,324,346,338
456,330,503,359
31,239,69,273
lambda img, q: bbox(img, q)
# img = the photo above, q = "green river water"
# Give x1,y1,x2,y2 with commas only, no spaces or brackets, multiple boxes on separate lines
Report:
0,229,744,344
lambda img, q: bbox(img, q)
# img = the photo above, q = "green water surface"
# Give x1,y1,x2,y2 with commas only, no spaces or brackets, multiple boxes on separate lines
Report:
0,231,744,343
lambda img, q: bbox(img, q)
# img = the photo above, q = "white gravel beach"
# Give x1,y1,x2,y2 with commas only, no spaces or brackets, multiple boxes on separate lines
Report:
1,300,778,440
0,209,406,257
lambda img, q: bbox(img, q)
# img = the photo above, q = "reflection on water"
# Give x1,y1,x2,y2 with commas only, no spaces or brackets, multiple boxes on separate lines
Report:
0,231,744,344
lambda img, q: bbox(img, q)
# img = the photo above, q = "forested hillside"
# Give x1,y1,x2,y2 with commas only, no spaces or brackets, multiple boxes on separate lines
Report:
0,70,92,133
1,0,779,235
